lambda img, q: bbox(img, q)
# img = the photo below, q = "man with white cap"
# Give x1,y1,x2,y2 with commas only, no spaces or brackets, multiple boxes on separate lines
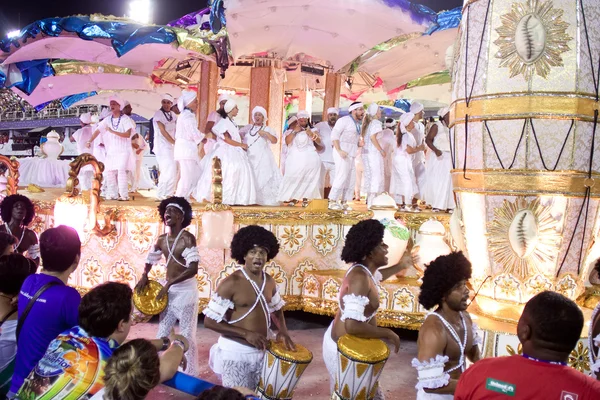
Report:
314,107,339,198
424,107,454,212
153,94,178,200
174,90,204,201
71,112,94,190
87,97,135,201
381,118,397,192
410,102,427,202
328,101,365,210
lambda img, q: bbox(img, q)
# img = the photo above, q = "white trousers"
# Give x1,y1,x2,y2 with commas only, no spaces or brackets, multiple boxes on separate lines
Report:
321,161,336,189
209,336,264,390
329,151,356,202
156,153,178,199
175,159,200,200
105,169,129,200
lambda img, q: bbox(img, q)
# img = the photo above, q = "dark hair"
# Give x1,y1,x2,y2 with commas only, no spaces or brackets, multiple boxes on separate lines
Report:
39,225,81,272
419,252,472,310
230,225,279,265
158,197,193,228
79,282,132,338
0,232,17,253
341,220,385,264
197,386,246,400
595,258,600,277
0,253,33,295
0,194,35,226
396,124,404,148
385,118,394,124
217,108,228,119
523,291,584,353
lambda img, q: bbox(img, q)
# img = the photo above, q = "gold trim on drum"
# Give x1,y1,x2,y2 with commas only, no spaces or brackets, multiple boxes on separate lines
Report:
268,341,313,364
133,280,168,316
451,169,600,198
337,335,390,364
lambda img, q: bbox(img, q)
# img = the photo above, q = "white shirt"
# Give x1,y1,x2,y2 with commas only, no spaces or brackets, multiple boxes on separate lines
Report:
174,109,204,161
213,117,241,142
331,115,361,158
72,125,93,155
207,110,222,124
364,120,383,153
411,122,426,163
132,133,147,160
98,114,135,154
152,109,177,156
314,121,335,163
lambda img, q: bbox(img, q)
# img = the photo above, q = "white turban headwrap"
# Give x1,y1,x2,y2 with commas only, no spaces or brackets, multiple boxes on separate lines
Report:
162,94,175,103
79,113,92,124
327,107,339,115
438,107,450,117
252,106,268,122
100,108,112,119
218,94,229,105
177,90,197,111
124,100,131,107
287,116,298,126
385,119,397,128
400,112,415,129
91,114,99,124
367,103,379,117
410,102,424,114
348,102,363,112
109,96,125,110
297,110,310,119
224,99,237,114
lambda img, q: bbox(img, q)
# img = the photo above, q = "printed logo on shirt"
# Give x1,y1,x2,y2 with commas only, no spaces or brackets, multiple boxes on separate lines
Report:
485,378,516,396
560,391,578,400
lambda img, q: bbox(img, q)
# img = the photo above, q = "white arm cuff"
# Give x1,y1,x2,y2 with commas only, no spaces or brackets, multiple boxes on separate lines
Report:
411,355,451,390
268,290,286,313
182,247,200,267
27,243,40,259
472,322,482,347
340,294,370,322
146,250,162,265
202,293,234,323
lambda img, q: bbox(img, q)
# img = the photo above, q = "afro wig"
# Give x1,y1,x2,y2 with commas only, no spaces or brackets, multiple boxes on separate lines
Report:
230,225,279,265
0,194,35,227
419,251,472,310
341,219,385,264
158,197,193,228
595,258,600,278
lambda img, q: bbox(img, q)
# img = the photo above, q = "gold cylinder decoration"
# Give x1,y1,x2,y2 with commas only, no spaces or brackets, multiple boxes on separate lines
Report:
449,0,600,317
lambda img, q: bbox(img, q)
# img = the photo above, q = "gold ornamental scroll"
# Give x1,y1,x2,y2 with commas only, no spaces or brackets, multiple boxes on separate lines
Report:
0,155,20,195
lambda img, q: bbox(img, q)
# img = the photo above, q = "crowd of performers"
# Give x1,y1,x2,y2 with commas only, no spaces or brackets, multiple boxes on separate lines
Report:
70,91,454,212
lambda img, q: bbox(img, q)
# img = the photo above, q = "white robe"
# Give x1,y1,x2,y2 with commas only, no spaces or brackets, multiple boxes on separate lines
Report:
424,121,455,210
365,120,385,195
329,116,361,202
153,108,178,199
411,122,427,198
97,115,135,172
278,130,322,202
379,128,396,193
390,132,418,204
72,125,94,189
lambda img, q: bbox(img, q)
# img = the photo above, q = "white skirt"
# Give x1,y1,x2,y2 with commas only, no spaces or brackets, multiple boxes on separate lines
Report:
247,140,282,206
18,158,70,188
425,151,455,210
390,153,418,203
278,148,322,201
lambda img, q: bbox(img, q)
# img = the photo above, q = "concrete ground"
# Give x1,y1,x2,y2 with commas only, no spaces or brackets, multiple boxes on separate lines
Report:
132,312,419,399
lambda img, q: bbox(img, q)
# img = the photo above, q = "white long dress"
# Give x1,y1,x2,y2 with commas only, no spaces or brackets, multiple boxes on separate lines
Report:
379,128,396,193
424,121,455,210
390,133,418,204
194,117,257,205
240,124,282,206
278,130,322,202
19,139,70,188
411,122,427,198
366,120,385,196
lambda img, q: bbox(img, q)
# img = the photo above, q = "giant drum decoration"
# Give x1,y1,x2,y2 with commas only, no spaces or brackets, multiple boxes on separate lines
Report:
450,0,600,321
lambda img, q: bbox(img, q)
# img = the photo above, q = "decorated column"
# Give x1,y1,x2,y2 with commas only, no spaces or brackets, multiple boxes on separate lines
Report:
197,60,219,131
297,90,313,117
323,72,341,120
450,0,600,321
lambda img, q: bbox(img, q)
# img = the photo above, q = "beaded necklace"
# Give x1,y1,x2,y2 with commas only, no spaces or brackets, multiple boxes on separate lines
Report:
110,114,122,130
428,311,468,372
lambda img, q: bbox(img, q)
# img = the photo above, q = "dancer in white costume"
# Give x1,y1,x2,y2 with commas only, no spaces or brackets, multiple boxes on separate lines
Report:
413,252,480,399
390,113,422,210
329,102,365,210
173,91,204,201
19,131,70,188
362,103,386,208
153,94,178,200
91,108,110,197
380,119,397,193
203,94,229,158
195,99,257,205
71,113,94,190
204,225,295,390
123,102,155,192
137,197,200,376
424,108,455,212
279,116,298,176
314,107,339,198
240,106,281,206
87,97,135,201
278,110,323,207
410,102,427,200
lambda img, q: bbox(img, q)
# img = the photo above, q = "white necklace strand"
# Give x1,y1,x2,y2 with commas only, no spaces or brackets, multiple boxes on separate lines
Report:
232,268,270,330
590,305,600,364
165,229,185,268
5,223,25,249
430,311,468,372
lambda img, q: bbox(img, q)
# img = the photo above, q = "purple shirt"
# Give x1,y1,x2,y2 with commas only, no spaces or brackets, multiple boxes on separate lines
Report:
9,274,80,393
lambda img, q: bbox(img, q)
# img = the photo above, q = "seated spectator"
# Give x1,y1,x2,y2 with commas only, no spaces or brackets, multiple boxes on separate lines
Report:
197,385,259,400
8,225,81,398
0,232,16,256
455,291,600,399
93,337,188,400
0,255,34,397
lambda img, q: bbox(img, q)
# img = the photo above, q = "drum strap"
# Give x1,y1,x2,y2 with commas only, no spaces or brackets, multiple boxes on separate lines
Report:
229,269,270,331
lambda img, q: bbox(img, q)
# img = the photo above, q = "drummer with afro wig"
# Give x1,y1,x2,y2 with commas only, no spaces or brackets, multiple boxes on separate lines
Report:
204,225,295,390
412,252,481,399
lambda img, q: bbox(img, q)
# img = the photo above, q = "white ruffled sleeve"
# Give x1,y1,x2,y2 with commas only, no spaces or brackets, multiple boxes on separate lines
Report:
182,247,200,267
203,293,235,323
472,322,482,347
146,249,162,265
592,334,600,373
268,289,286,313
27,243,40,260
411,355,451,390
340,294,370,322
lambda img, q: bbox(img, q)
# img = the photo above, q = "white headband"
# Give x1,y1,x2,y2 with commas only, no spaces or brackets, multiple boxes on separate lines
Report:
224,99,237,114
385,119,397,128
297,110,310,119
162,94,174,103
327,107,339,115
400,112,415,129
438,107,450,117
348,102,363,112
367,103,379,117
252,106,268,122
410,102,424,114
166,203,184,214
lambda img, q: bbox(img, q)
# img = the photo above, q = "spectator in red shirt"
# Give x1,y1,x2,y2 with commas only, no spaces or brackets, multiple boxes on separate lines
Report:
455,291,600,399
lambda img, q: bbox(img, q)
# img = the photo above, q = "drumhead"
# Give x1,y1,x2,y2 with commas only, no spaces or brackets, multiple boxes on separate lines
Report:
268,340,313,364
337,335,390,364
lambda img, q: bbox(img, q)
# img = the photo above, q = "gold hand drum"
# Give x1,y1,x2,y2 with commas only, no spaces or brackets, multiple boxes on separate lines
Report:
334,335,390,400
256,340,313,400
132,280,168,324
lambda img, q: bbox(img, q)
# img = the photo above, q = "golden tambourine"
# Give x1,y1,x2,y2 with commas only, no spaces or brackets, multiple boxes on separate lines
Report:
337,335,390,364
133,280,168,316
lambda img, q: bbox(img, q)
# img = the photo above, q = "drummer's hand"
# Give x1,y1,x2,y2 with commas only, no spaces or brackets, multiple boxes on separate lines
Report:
156,284,169,302
276,331,296,351
135,274,149,294
385,329,400,353
245,331,268,350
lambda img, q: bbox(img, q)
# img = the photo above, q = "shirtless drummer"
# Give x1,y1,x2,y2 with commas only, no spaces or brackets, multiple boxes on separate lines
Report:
412,252,481,399
204,225,295,390
137,196,200,375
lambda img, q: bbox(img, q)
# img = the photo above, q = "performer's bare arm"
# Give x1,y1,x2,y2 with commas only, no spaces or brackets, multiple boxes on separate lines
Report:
24,230,40,266
204,120,216,139
465,314,482,363
379,242,413,281
268,275,295,350
156,233,199,301
224,132,249,150
306,129,324,151
157,121,176,145
426,124,442,156
370,134,386,157
259,129,278,144
107,127,132,139
417,321,457,394
136,238,163,293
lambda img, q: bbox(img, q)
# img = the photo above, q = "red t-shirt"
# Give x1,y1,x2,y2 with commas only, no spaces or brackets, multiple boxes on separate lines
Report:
455,355,600,399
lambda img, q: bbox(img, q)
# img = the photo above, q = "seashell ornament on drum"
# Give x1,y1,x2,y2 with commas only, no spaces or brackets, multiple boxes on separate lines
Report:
132,280,168,325
256,340,313,400
369,193,410,269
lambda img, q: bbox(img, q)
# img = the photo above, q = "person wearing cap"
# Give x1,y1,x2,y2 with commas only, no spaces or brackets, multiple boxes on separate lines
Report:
410,102,427,202
313,107,339,198
87,97,136,201
329,102,365,210
194,99,257,205
381,118,397,192
423,108,454,212
153,94,178,200
279,116,299,176
390,113,422,211
173,90,205,201
361,103,386,208
124,103,155,192
72,113,94,190
278,110,323,207
92,108,110,197
239,106,282,206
